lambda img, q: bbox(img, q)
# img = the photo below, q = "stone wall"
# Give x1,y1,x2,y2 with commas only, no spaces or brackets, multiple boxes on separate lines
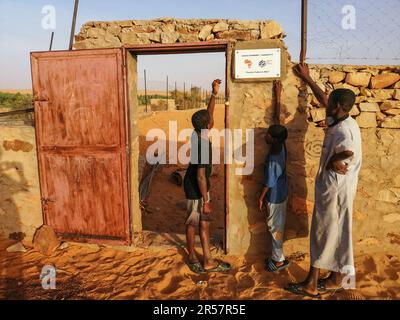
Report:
0,124,43,241
304,65,400,128
74,18,285,49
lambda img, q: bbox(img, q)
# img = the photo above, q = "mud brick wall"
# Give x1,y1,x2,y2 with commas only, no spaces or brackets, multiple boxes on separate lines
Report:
1,19,399,257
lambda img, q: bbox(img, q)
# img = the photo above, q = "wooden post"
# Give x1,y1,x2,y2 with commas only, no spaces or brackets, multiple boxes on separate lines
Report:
69,0,79,50
300,0,308,63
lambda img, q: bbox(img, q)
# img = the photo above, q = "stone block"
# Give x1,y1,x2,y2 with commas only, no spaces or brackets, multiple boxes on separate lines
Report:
356,112,377,128
328,71,346,84
359,102,380,112
370,73,400,89
260,20,283,39
380,115,400,128
345,72,371,87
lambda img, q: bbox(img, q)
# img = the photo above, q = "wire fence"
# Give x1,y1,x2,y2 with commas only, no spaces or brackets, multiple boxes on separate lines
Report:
138,76,225,112
307,0,400,65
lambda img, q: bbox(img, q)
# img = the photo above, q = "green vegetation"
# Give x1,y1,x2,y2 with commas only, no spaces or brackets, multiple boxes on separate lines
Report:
0,92,32,111
0,92,34,122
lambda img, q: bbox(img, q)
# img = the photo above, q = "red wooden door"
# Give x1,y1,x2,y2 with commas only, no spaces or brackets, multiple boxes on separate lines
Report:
31,48,131,245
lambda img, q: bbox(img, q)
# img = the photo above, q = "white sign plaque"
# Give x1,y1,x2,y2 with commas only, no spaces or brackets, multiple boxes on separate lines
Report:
234,48,281,79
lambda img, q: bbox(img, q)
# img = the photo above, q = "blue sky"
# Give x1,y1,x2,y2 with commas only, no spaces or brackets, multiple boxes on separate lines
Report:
0,0,399,89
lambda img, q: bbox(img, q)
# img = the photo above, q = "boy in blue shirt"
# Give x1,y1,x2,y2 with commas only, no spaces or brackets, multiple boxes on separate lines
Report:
258,124,290,272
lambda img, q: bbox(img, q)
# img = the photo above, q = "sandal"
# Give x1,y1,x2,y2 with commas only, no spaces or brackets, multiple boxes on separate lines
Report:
285,283,321,299
317,278,344,293
266,258,290,272
205,261,231,273
188,262,206,274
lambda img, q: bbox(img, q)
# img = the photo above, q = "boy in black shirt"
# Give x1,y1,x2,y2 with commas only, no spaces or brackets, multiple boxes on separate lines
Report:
184,79,230,274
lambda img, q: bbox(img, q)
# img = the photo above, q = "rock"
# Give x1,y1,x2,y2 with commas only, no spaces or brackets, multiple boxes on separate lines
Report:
215,30,252,41
334,83,360,95
328,71,346,84
206,33,215,41
394,81,400,89
213,21,229,33
310,108,326,122
345,72,371,87
371,89,394,100
370,73,400,89
178,33,198,43
359,102,380,112
376,111,386,122
355,96,365,104
250,30,261,39
260,20,283,39
33,225,61,256
87,28,106,38
356,112,377,128
232,20,260,30
198,24,213,40
349,105,361,116
394,89,400,100
380,115,400,128
6,242,27,253
118,20,134,28
383,109,400,116
360,87,372,97
380,100,400,111
161,32,179,43
119,32,140,44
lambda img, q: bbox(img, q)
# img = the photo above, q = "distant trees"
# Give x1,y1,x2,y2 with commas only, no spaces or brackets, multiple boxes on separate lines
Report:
0,92,32,111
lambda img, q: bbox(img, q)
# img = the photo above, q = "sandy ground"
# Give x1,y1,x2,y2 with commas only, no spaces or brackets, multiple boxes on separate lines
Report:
0,237,399,300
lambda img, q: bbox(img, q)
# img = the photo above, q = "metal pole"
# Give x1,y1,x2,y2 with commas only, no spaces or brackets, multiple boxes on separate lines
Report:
166,76,169,111
300,0,308,63
144,69,148,113
69,0,79,50
49,32,54,51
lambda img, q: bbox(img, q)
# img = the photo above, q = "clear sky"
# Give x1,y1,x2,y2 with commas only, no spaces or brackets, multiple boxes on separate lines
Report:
0,0,399,89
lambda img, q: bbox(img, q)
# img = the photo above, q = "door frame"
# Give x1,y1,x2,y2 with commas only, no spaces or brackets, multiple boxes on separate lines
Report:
124,41,231,253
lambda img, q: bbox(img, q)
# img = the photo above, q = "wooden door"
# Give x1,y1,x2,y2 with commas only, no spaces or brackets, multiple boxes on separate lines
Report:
31,48,131,245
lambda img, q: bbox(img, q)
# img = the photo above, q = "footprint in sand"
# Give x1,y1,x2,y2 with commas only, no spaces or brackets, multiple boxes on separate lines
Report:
159,275,184,294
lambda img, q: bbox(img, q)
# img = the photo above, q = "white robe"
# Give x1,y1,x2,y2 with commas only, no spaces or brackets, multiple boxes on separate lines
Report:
310,117,362,273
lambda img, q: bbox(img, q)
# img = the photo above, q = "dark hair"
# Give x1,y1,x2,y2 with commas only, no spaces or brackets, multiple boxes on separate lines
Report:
191,110,210,132
268,125,288,144
329,88,356,112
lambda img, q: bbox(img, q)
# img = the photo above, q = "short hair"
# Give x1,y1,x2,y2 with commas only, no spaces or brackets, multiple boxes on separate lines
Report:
191,110,210,131
268,125,288,143
329,88,356,112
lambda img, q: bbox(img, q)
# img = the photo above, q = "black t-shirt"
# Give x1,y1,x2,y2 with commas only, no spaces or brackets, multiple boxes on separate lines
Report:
183,131,212,200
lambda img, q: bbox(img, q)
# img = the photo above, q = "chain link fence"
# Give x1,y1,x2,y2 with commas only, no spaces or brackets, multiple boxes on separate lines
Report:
307,0,400,65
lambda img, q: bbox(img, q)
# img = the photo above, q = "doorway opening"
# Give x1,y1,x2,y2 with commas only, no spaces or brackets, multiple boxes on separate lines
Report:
126,43,228,251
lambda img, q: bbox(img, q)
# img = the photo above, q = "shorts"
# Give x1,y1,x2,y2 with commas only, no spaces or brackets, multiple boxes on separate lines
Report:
185,193,212,226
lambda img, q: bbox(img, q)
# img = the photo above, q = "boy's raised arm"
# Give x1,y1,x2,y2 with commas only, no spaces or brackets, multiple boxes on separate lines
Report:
207,79,222,129
294,63,329,108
